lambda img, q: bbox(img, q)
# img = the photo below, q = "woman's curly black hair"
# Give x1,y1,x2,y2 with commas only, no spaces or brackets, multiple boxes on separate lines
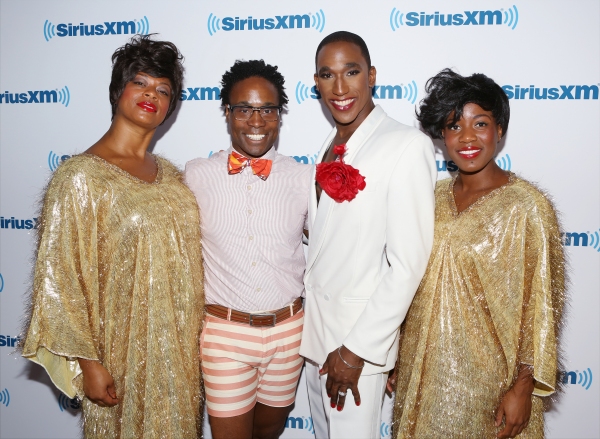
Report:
417,68,510,139
109,34,184,121
220,60,288,107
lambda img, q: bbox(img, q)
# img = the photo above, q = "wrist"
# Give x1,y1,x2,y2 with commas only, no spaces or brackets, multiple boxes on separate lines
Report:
339,345,364,368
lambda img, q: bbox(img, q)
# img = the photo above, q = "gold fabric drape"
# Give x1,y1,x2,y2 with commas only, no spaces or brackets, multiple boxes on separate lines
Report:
393,174,565,439
22,154,204,439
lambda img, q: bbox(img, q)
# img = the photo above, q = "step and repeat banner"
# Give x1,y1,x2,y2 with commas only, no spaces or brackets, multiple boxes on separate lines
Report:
1,1,598,438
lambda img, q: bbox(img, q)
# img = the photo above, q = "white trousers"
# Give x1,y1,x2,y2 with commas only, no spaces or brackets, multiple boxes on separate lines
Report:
305,360,387,439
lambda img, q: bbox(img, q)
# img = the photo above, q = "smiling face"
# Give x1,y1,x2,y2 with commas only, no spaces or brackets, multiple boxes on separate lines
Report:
226,76,280,158
315,41,376,133
442,103,503,174
116,72,172,128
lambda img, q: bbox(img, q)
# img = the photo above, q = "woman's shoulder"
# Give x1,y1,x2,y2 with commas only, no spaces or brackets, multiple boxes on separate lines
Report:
154,155,185,182
48,154,98,184
506,174,559,216
434,177,452,194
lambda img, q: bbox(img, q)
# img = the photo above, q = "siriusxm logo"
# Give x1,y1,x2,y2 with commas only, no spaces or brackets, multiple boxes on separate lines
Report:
381,421,391,438
0,388,10,407
43,16,149,41
49,151,72,171
180,87,220,101
561,229,600,252
436,154,511,172
0,335,20,348
390,5,518,30
285,416,314,434
562,368,593,390
58,393,81,411
207,10,325,36
295,81,418,104
502,84,599,100
292,154,318,164
0,216,39,230
0,87,70,107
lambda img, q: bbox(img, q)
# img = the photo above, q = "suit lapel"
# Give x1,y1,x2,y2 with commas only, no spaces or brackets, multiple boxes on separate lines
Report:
306,129,336,272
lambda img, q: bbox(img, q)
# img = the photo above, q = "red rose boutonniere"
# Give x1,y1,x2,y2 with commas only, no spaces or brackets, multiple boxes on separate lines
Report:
315,144,366,203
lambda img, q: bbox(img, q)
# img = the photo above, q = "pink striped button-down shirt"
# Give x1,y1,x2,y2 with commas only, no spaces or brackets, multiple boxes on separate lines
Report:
185,147,311,312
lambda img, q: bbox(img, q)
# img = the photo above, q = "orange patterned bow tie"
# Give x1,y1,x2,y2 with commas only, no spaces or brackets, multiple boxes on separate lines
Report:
228,150,273,180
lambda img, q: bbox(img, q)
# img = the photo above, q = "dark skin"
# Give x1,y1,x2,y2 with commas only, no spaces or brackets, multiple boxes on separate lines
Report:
78,71,173,407
387,103,534,438
208,76,294,439
313,40,377,411
314,41,376,204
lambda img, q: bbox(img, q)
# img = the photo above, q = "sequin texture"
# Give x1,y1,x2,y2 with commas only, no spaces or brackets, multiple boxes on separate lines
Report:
393,174,566,439
21,154,204,438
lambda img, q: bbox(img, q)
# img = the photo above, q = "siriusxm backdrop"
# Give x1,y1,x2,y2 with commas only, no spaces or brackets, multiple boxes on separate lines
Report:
1,1,598,438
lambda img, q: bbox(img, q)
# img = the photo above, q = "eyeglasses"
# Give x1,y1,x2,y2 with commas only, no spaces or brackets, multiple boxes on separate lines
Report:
228,105,282,122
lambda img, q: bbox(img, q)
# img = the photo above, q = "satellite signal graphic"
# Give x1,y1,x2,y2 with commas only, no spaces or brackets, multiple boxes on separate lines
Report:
311,9,326,33
496,154,511,171
380,421,391,437
304,417,314,434
295,81,311,104
207,13,221,36
389,8,404,31
0,388,10,407
43,20,56,41
403,81,418,104
58,86,70,107
58,393,81,411
136,16,150,34
48,151,61,171
589,229,600,252
578,368,593,390
503,5,519,30
0,273,4,292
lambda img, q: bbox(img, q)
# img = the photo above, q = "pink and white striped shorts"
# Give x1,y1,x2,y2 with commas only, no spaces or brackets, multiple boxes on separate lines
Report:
200,310,304,417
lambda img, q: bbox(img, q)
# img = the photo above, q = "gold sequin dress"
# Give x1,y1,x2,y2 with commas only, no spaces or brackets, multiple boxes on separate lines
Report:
393,174,565,439
22,154,204,439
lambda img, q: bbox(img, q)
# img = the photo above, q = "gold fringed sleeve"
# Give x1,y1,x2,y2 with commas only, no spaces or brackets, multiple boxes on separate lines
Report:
22,166,100,398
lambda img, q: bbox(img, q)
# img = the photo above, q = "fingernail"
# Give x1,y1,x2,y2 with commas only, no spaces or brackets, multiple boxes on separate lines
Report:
337,405,342,411
331,402,336,408
327,392,330,397
357,401,361,406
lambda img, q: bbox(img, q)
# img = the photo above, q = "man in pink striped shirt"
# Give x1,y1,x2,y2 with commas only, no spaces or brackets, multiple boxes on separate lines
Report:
185,60,311,439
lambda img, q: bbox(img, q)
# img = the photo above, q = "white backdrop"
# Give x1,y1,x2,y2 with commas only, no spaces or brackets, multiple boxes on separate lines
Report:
1,1,598,438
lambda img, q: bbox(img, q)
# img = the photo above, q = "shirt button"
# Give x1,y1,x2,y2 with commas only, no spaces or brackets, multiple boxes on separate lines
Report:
251,261,257,266
249,236,254,240
324,294,330,301
247,185,252,190
248,210,252,214
256,288,261,292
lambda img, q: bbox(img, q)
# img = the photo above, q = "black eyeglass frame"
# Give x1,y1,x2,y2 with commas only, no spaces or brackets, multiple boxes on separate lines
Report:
228,105,283,121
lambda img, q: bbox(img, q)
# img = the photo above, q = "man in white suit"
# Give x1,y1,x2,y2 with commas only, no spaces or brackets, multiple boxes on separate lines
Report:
299,31,437,439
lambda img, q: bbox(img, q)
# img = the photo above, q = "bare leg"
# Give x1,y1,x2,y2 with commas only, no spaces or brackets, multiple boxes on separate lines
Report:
253,402,295,439
209,408,255,439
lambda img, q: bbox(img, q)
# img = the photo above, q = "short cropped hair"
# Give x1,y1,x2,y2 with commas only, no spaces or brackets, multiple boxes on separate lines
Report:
416,69,510,139
109,34,184,121
220,60,288,107
315,31,371,69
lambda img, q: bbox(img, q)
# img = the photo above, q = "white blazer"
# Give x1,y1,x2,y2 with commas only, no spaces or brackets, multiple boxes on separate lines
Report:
299,105,437,375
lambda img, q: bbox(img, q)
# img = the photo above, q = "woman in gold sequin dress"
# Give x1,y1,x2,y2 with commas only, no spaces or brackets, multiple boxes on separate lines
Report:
391,69,565,439
21,36,204,438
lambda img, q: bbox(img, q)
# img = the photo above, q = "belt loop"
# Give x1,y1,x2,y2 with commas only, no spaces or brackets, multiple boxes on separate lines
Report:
289,303,294,317
227,308,232,321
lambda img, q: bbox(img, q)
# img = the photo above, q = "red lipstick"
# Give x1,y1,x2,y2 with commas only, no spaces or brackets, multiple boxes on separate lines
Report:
137,101,157,112
457,147,482,160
